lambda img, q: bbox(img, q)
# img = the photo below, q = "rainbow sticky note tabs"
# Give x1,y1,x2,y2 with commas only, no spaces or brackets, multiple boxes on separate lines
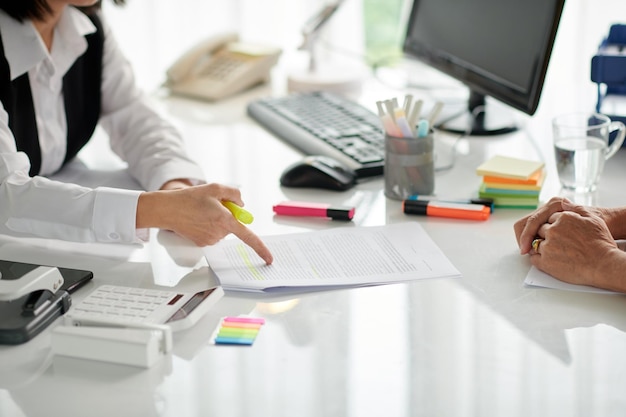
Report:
214,316,265,346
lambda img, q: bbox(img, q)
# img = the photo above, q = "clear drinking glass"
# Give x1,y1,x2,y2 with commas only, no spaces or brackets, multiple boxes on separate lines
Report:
552,113,625,192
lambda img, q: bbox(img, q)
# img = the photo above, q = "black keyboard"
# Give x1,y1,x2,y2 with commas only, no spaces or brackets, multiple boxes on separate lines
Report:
247,91,384,178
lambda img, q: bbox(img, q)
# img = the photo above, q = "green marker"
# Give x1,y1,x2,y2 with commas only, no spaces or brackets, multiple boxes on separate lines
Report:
222,201,254,224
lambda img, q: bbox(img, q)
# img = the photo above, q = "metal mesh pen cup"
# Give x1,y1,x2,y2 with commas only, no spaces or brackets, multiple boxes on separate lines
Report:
384,132,435,200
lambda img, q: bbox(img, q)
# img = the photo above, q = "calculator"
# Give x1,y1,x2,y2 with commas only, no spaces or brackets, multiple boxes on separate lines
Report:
64,285,224,332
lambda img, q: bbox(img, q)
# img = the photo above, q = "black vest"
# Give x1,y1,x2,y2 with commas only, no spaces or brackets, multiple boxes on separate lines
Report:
0,12,103,176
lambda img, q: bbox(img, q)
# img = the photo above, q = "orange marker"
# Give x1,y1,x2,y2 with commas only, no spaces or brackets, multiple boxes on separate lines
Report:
403,199,490,221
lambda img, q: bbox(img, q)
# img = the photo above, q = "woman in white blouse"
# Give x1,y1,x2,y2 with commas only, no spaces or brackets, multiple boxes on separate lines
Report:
0,0,273,264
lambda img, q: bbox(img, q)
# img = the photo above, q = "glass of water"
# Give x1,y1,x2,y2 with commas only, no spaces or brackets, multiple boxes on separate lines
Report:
552,113,625,192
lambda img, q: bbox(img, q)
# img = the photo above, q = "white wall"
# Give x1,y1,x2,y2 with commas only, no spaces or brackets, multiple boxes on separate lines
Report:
101,0,364,92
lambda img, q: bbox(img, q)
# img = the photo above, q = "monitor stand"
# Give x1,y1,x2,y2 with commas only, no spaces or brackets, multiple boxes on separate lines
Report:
436,91,519,136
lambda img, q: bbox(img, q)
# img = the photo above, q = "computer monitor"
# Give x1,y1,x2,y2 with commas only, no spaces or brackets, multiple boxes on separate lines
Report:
403,0,565,135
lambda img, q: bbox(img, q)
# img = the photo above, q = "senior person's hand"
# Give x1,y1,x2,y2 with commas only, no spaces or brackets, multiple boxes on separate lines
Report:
515,198,626,292
514,197,609,254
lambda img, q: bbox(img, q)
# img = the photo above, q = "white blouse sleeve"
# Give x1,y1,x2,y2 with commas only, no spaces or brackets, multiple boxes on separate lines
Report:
97,15,205,191
0,108,141,243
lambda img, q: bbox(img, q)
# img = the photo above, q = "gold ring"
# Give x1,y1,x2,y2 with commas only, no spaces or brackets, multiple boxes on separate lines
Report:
531,238,543,253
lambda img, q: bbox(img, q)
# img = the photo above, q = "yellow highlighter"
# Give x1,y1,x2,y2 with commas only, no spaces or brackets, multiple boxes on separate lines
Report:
222,201,254,224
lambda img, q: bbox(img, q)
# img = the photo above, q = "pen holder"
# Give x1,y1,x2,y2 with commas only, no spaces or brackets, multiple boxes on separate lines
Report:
384,132,435,200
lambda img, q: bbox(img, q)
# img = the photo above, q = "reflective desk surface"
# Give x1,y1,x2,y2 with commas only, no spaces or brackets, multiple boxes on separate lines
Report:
3,2,626,412
1,77,626,416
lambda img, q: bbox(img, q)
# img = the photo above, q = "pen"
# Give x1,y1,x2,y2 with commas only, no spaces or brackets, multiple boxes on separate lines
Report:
407,195,495,213
427,101,444,125
408,99,423,128
273,201,355,221
416,119,429,138
222,201,254,224
392,97,400,111
384,99,397,123
393,107,415,138
403,199,490,221
403,94,413,114
377,101,402,137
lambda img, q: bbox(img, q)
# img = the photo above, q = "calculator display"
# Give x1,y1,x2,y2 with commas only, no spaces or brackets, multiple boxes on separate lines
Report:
166,288,218,323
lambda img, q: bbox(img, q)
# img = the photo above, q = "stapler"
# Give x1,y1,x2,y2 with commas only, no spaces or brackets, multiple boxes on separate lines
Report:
0,265,70,345
0,261,93,345
0,265,65,302
0,265,67,319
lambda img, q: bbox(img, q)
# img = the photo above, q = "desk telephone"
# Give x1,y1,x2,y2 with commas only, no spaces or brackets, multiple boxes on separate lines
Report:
165,32,282,101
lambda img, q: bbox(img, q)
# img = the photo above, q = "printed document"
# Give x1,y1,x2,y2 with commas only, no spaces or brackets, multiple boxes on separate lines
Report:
203,222,461,292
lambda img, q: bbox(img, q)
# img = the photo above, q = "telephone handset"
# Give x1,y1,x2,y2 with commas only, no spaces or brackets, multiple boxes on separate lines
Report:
165,32,282,101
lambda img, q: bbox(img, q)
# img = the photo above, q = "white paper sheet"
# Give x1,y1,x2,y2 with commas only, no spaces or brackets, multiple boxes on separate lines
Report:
524,266,618,294
203,222,461,292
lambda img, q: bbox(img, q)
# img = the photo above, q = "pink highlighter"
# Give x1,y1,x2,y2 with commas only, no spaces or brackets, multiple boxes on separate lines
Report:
273,201,355,221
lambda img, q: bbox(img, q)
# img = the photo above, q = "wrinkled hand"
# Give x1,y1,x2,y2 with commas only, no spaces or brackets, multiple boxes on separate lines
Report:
138,183,273,264
514,197,604,254
520,200,617,287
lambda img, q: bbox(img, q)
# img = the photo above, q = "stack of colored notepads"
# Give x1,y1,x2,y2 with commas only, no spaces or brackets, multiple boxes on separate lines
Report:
214,316,265,346
476,155,545,208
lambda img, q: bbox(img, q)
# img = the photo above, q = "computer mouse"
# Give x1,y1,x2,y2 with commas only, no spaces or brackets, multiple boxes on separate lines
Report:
280,155,358,191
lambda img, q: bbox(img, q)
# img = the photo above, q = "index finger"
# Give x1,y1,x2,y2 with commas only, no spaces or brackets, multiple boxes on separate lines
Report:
209,183,245,207
231,222,274,265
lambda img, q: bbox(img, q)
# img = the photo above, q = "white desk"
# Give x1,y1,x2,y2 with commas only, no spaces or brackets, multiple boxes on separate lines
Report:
3,1,626,414
1,76,626,416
